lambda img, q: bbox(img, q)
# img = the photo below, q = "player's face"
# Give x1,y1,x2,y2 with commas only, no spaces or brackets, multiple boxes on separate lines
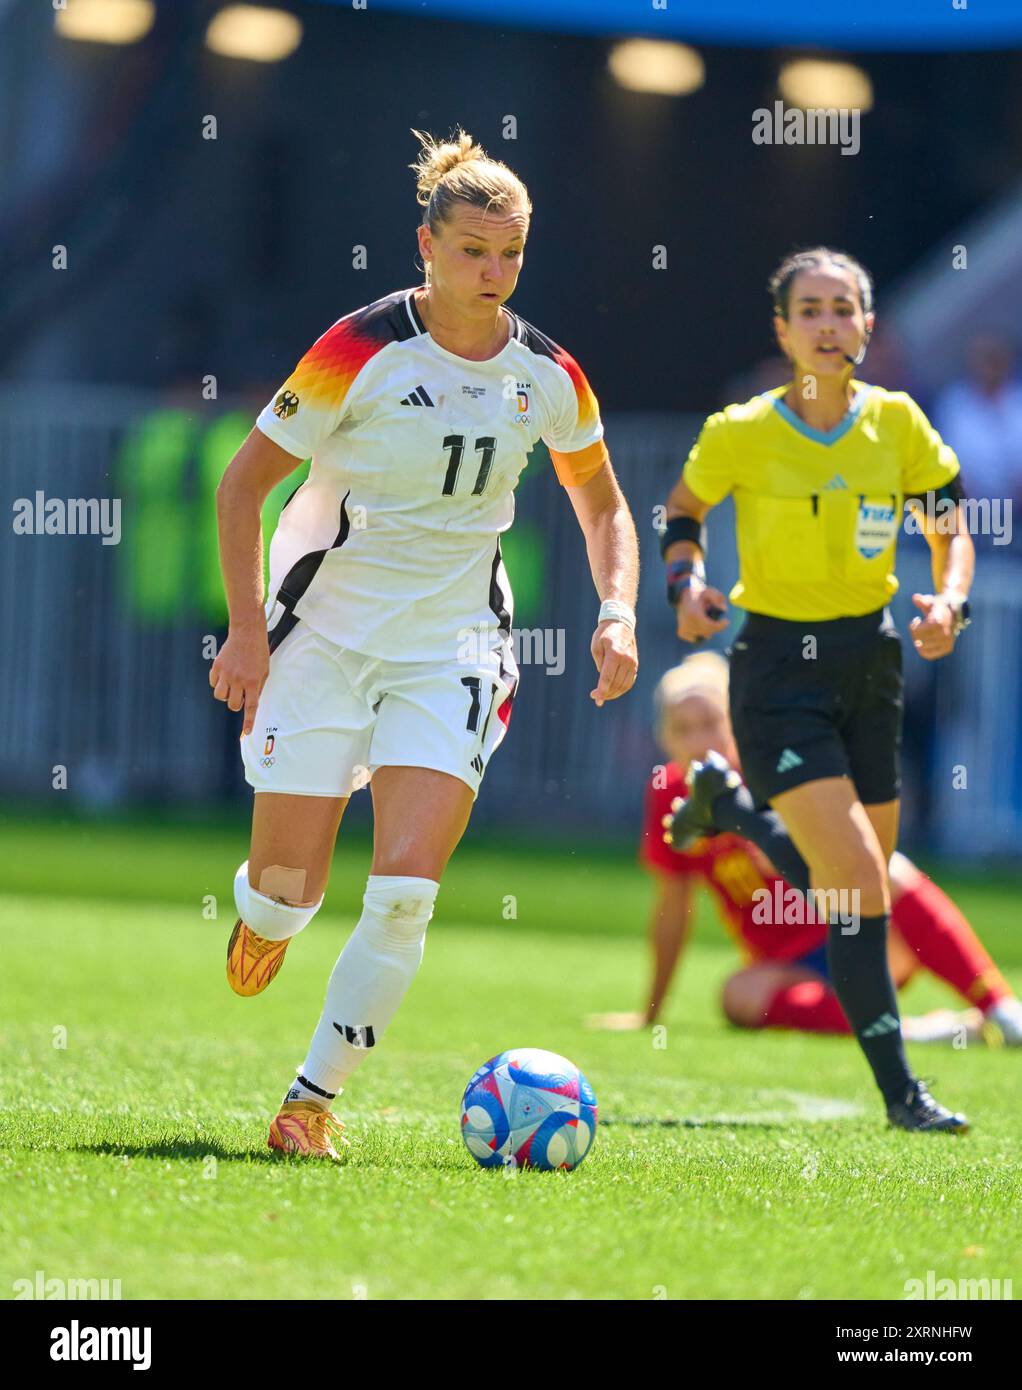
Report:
660,693,739,769
774,266,873,378
420,202,529,318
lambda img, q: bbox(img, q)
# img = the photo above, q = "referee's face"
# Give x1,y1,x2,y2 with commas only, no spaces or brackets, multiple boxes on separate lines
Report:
774,266,870,378
660,694,739,772
420,203,529,320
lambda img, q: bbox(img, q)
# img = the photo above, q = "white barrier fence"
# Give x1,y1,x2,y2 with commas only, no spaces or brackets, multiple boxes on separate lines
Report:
2,387,1019,855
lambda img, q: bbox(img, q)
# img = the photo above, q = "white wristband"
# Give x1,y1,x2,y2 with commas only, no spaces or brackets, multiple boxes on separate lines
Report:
598,599,636,629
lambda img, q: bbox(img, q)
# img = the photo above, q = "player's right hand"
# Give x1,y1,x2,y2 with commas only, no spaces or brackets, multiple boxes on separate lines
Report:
675,581,729,644
209,623,270,736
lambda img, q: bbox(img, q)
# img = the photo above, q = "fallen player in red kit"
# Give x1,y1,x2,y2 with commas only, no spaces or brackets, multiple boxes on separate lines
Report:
590,652,1022,1046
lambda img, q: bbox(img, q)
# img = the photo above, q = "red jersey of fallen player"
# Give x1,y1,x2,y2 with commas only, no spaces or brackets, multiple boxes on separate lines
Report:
640,761,827,963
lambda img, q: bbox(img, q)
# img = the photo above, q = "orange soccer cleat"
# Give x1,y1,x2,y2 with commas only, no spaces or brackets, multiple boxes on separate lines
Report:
268,1102,349,1161
226,918,291,997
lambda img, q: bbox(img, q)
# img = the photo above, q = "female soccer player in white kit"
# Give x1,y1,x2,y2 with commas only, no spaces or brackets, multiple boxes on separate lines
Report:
210,130,640,1158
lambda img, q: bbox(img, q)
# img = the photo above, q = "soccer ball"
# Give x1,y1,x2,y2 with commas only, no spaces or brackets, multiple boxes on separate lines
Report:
459,1047,597,1171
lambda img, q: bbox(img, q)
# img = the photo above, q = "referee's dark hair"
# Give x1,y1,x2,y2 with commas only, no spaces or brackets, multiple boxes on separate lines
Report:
769,247,874,319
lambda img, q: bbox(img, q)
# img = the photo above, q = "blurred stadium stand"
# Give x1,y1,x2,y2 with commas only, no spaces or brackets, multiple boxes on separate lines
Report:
2,0,1020,857
888,187,1022,399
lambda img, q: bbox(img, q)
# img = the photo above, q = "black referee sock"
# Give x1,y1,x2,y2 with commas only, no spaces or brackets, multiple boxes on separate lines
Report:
826,913,913,1106
710,785,812,895
710,788,914,1101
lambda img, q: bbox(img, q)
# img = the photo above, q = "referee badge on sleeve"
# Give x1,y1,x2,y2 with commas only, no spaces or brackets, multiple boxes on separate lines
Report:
854,497,899,559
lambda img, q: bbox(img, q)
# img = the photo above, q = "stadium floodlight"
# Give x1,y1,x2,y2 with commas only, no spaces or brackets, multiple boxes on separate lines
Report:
608,40,705,97
205,4,303,62
778,58,873,112
54,0,155,45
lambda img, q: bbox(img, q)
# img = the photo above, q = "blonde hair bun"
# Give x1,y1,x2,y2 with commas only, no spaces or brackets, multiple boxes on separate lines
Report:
409,127,532,231
410,128,488,206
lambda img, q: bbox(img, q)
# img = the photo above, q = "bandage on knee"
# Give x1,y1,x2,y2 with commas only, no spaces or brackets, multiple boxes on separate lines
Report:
234,860,323,942
258,864,309,902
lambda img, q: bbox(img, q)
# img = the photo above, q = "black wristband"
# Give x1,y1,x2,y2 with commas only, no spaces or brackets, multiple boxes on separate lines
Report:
659,515,705,559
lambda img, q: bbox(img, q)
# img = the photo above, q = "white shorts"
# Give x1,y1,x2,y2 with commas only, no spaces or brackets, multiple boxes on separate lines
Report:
240,624,519,799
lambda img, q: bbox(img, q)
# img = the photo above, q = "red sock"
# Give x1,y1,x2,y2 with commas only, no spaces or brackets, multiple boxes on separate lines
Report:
762,979,851,1034
892,873,1010,1013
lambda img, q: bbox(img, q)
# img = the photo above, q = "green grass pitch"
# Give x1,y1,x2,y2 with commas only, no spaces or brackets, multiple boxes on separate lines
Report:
1,814,1020,1300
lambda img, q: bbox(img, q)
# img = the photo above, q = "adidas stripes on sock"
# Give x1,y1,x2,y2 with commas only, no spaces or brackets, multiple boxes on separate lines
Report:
297,874,439,1097
826,912,913,1105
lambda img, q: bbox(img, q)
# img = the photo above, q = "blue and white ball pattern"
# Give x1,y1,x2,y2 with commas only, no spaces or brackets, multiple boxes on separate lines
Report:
460,1047,598,1171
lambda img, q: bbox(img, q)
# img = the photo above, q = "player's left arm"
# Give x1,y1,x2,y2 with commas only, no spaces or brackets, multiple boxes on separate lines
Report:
900,398,974,660
563,459,640,707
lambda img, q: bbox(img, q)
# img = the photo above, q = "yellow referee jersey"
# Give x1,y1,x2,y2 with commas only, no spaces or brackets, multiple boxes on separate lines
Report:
682,382,961,621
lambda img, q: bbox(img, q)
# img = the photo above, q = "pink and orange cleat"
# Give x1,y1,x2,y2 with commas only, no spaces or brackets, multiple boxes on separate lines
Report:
268,1102,349,1161
226,919,290,997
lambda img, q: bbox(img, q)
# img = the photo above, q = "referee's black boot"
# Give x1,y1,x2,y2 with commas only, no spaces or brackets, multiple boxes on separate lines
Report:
886,1080,969,1134
662,750,743,852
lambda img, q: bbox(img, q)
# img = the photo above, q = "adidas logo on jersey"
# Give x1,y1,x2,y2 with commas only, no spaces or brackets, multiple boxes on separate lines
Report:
400,385,435,407
822,473,849,490
776,748,804,773
470,754,484,775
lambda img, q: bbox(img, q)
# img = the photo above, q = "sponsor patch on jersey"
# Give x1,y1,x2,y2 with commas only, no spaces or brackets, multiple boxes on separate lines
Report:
273,389,299,419
854,499,899,558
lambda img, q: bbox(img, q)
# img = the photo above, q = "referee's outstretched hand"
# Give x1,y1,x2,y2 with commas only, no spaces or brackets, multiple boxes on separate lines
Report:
209,623,270,736
909,593,956,661
676,582,729,645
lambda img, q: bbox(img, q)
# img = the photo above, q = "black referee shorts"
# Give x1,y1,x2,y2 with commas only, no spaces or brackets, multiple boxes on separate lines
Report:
727,607,903,810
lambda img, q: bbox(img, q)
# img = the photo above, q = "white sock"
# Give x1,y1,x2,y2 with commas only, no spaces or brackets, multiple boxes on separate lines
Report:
282,1074,335,1111
986,997,1022,1045
298,875,439,1095
901,1009,978,1044
234,861,322,942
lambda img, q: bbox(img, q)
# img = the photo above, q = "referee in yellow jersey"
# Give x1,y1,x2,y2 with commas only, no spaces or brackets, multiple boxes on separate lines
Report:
661,247,976,1132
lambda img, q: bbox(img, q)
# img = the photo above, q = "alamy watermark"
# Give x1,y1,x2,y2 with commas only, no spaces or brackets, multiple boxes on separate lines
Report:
752,884,861,935
752,101,861,156
12,491,121,545
904,1270,1012,1300
904,493,1012,546
457,625,564,675
13,1269,122,1300
50,1321,150,1370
